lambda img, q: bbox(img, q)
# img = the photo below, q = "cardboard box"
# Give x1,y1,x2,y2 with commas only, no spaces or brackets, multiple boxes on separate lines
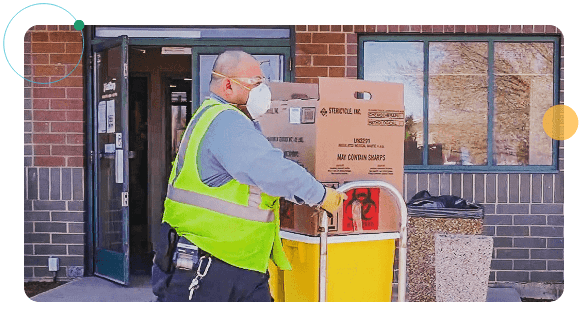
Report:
259,77,405,236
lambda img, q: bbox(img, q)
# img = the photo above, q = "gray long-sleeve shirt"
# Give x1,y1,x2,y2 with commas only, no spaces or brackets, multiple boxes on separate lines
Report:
194,93,326,206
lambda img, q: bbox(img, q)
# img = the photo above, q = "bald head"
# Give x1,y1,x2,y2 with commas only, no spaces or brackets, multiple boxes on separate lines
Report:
210,51,258,88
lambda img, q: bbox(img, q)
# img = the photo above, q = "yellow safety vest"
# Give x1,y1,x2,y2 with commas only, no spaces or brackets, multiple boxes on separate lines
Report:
162,99,292,273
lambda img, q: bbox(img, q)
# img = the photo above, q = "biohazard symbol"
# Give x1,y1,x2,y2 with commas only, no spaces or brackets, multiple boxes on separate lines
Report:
344,188,378,221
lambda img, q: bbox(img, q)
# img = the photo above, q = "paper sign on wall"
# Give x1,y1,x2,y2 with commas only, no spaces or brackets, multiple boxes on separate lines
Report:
115,149,123,183
98,101,107,133
106,100,116,133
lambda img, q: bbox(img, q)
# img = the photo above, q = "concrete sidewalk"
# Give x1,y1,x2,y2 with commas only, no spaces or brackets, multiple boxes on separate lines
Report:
30,275,521,302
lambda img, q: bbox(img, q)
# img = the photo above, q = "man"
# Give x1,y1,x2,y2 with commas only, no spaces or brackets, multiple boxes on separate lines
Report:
151,50,345,302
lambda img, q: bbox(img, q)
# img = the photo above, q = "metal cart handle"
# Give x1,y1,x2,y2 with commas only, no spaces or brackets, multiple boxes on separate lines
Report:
319,180,407,302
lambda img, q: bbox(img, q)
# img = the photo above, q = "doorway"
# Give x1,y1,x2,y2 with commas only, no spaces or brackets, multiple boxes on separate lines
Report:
127,46,192,276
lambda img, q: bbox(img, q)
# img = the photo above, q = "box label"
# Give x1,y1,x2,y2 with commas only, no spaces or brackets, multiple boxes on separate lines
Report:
342,188,380,231
367,109,405,127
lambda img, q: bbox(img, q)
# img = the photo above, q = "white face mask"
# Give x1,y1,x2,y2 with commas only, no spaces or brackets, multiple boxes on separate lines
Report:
246,83,271,120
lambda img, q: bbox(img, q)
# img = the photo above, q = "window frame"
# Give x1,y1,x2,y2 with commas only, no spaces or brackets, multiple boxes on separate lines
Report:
358,34,561,173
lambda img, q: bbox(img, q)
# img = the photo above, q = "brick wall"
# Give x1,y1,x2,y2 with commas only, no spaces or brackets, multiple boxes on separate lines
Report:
24,25,86,281
295,25,564,290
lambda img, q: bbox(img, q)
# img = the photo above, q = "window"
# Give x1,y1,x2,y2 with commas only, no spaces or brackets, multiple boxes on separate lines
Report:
360,35,560,172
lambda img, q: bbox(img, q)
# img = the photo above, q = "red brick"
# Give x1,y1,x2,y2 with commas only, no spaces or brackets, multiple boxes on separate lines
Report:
49,98,82,109
478,25,488,33
33,134,66,144
545,25,557,33
388,25,399,32
295,55,311,66
31,76,49,84
511,25,522,33
50,54,81,65
366,25,376,32
500,25,511,33
34,145,51,155
31,32,49,42
67,134,83,145
296,33,312,43
33,88,65,98
51,122,83,133
329,67,345,77
34,25,47,31
422,25,432,33
312,33,345,44
67,157,84,167
66,110,84,121
329,44,345,55
398,25,410,32
24,54,31,64
52,145,83,155
347,44,357,55
466,25,477,33
319,25,330,32
313,55,345,66
32,43,65,53
534,25,545,33
294,77,318,84
331,25,341,32
35,156,65,167
295,67,328,77
49,32,81,42
445,25,455,33
66,43,82,54
34,110,67,121
354,25,365,33
347,56,357,67
66,88,83,99
346,67,357,78
66,64,83,76
308,25,318,31
343,25,353,32
410,25,421,32
34,65,66,76
47,25,58,31
295,25,307,32
297,44,327,55
58,25,72,31
488,25,499,33
24,42,31,54
33,122,50,132
49,77,83,88
376,25,387,33
32,54,49,64
346,33,357,44
33,99,50,109
455,25,466,33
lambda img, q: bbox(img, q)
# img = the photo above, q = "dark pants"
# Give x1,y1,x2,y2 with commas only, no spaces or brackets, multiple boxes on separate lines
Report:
152,257,271,302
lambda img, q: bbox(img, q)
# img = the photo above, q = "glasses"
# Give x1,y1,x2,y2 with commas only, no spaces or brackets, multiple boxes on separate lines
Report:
212,71,266,90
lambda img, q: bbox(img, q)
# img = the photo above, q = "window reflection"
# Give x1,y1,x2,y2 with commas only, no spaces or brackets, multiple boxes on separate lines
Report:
429,42,488,166
494,42,553,165
364,42,424,165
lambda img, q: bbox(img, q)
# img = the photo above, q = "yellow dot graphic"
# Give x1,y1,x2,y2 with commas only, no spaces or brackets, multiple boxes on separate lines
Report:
542,105,578,141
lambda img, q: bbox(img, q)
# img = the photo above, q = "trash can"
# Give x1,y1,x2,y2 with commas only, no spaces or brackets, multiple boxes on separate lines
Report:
406,190,486,302
269,231,396,302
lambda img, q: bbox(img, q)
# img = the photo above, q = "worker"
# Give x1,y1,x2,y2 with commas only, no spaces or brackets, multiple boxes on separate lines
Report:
151,50,346,302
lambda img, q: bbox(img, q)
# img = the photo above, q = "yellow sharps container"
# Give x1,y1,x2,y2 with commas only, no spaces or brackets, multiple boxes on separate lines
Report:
269,231,396,302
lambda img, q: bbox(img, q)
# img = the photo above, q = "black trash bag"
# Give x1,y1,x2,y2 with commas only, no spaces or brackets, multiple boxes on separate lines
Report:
407,190,483,219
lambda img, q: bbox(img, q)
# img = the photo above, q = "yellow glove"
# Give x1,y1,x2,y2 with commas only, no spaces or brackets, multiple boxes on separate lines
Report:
320,187,347,213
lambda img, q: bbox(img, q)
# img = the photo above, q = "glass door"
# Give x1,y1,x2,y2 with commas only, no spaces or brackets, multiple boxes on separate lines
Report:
92,36,130,285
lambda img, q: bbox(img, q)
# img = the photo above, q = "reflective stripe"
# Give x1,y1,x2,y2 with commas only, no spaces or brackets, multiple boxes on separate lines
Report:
167,185,275,223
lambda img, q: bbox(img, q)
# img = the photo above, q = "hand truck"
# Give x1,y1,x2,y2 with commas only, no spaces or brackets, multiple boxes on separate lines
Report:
319,180,407,302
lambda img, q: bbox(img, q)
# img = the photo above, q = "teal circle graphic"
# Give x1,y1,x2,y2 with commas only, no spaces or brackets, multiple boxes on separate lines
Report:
3,3,84,84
